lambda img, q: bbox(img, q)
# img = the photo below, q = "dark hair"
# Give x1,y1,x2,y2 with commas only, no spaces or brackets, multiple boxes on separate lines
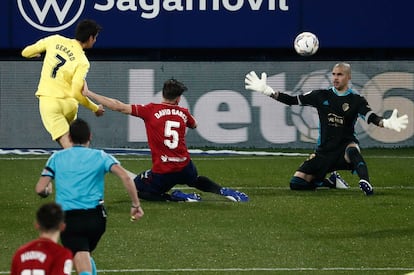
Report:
75,19,102,42
162,79,188,100
69,118,91,144
36,202,64,231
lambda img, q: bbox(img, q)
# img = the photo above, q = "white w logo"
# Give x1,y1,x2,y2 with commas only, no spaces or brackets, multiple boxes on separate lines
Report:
30,0,75,24
17,0,85,32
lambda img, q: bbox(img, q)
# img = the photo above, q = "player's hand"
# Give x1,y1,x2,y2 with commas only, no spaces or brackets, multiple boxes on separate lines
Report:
244,71,275,96
382,109,408,132
45,182,53,195
38,182,53,198
95,104,105,117
130,205,144,222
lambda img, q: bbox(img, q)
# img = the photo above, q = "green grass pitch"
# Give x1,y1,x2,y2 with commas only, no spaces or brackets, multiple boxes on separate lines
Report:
1,148,413,274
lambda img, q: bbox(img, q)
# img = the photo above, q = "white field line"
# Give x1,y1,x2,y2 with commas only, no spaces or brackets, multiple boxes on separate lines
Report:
1,156,412,190
1,155,414,161
99,267,414,273
1,267,414,274
176,186,414,190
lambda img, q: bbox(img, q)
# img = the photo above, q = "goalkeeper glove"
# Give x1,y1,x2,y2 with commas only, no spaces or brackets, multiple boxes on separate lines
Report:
382,109,409,132
244,71,275,96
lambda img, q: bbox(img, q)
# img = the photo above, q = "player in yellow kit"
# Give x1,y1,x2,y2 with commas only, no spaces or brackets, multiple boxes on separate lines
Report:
22,19,105,148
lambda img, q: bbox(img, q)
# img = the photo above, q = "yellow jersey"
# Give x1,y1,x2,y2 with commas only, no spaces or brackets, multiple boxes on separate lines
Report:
22,34,98,112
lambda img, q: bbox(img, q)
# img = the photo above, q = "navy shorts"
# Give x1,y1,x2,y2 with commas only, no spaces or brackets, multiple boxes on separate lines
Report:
134,161,198,194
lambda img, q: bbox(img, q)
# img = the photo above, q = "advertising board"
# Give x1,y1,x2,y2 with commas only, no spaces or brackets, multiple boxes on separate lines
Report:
2,0,412,49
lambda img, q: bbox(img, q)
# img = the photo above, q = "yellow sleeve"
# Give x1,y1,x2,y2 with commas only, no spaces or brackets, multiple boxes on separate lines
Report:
21,37,47,58
77,94,99,112
71,62,99,112
72,80,99,113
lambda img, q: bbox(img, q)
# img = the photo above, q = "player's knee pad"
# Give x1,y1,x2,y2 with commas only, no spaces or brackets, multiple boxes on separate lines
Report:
290,176,313,190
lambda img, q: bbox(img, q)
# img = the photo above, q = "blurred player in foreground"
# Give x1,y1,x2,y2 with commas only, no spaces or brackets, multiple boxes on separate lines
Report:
11,202,73,275
21,19,105,148
83,79,249,202
245,62,408,195
35,118,144,275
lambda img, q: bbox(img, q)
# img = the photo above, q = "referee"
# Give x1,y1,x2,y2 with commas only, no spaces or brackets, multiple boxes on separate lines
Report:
35,118,144,275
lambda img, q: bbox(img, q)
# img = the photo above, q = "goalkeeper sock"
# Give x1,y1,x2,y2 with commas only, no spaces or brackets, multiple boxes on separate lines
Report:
319,178,334,188
290,176,315,190
346,147,369,181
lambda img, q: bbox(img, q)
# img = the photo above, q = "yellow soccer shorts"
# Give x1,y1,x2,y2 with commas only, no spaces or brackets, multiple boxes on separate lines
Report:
38,96,78,141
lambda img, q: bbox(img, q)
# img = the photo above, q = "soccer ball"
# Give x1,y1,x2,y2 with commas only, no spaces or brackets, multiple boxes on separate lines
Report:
294,32,319,56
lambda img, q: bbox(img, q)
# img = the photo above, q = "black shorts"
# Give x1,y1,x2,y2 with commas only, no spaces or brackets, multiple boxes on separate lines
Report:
61,205,107,254
297,143,354,181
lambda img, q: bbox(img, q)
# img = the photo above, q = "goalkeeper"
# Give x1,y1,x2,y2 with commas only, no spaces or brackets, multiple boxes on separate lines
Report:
245,62,409,195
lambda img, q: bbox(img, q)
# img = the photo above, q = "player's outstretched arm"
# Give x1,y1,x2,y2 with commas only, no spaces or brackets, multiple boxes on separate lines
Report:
21,43,42,58
244,71,277,96
83,88,132,114
382,109,409,132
